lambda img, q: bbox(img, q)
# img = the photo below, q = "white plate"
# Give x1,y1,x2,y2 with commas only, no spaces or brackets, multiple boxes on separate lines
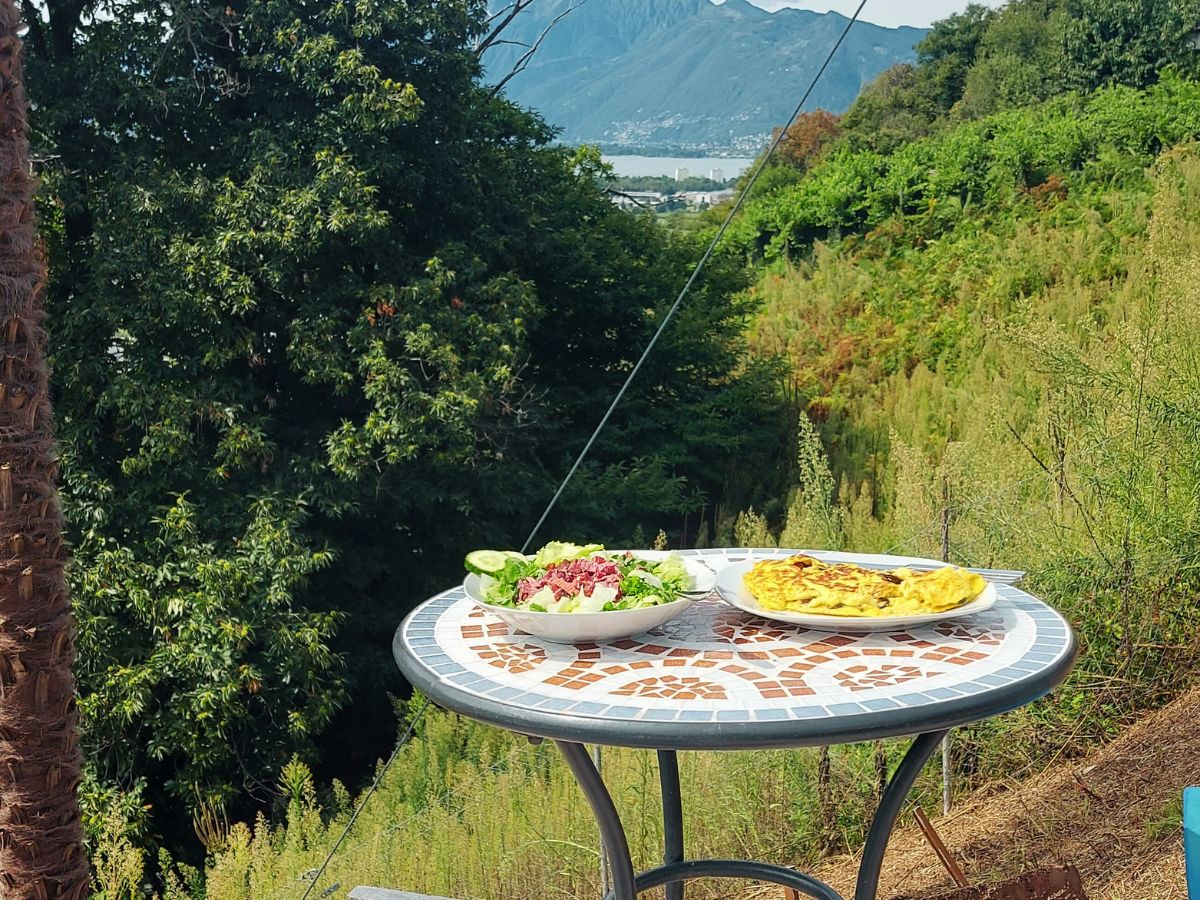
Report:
714,558,997,633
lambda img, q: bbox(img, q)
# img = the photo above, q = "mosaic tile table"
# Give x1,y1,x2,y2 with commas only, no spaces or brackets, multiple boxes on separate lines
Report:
394,548,1077,900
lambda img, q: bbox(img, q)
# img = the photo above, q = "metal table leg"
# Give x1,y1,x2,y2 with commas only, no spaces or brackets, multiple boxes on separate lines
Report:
557,741,638,900
558,733,944,900
657,750,684,900
854,730,948,900
559,740,841,899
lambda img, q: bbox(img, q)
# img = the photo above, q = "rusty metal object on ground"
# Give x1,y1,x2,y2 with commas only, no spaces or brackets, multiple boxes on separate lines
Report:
895,804,1087,900
913,808,971,888
892,864,1086,899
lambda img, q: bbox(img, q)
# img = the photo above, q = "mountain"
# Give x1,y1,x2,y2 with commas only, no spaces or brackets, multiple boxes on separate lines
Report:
483,0,926,154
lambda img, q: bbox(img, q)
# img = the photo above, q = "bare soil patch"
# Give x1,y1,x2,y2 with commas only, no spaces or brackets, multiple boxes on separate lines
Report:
745,689,1200,900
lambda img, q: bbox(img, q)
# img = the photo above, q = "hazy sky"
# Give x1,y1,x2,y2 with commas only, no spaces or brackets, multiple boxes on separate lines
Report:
733,1,1007,29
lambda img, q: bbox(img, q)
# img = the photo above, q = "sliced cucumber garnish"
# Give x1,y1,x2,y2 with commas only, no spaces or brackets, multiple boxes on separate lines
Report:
464,549,510,576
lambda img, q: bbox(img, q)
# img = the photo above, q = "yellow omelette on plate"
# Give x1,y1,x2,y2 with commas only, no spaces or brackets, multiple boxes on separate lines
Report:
742,555,987,618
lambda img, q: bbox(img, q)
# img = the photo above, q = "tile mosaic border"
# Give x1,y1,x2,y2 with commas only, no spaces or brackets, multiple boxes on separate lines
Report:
397,549,1075,735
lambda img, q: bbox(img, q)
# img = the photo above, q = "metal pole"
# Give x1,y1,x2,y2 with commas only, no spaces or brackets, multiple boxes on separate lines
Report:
557,741,636,900
940,477,952,815
593,745,611,895
657,750,684,900
941,735,951,815
855,730,948,900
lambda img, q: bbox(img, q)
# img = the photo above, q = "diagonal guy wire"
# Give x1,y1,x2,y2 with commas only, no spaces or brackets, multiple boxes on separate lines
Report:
521,0,870,553
299,3,870,895
297,697,429,900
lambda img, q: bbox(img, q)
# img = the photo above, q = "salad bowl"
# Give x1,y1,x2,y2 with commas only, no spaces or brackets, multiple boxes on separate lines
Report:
460,543,713,644
463,575,693,643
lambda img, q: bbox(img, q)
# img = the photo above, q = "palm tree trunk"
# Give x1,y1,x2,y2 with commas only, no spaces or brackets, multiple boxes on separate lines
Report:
0,1,88,897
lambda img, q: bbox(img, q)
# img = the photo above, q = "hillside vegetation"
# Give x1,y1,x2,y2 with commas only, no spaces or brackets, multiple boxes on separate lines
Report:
722,1,1200,749
732,93,1200,793
181,5,1200,894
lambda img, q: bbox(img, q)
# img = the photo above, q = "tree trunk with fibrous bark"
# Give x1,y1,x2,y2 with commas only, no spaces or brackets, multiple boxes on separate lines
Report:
0,1,88,896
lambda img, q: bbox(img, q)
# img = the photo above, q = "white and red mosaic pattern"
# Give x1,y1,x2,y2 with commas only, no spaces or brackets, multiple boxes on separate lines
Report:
400,549,1074,726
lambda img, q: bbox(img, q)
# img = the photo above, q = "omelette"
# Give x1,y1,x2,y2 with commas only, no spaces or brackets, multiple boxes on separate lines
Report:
742,555,986,618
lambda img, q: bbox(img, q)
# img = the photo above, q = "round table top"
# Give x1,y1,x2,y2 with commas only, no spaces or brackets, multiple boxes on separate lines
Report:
393,548,1077,750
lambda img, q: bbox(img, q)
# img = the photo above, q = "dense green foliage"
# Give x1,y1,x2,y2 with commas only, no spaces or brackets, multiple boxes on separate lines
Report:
1063,0,1200,91
839,5,994,150
182,1,1200,892
35,0,1200,891
733,136,1200,829
76,497,341,830
836,0,1200,150
28,0,783,853
724,0,1200,817
736,73,1200,256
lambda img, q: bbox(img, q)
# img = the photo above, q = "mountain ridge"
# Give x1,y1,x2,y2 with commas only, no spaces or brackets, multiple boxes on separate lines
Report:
485,0,926,153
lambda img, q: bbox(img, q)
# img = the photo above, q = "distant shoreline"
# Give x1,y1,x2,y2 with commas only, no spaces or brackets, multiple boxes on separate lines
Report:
604,155,756,178
551,140,764,161
597,148,759,158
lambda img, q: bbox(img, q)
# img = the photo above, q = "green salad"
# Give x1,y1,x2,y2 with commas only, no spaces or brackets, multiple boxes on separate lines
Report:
464,541,690,613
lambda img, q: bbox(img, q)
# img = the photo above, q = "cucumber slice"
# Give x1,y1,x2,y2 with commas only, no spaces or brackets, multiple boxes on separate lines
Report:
502,550,527,560
465,549,510,576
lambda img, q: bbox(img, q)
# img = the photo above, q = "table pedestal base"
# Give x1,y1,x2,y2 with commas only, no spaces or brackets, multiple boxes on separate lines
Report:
555,731,948,900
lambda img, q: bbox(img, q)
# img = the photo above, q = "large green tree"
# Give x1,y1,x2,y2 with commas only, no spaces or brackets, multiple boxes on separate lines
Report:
840,5,997,151
25,0,782,844
1063,0,1200,91
839,0,1200,151
912,3,997,110
956,0,1071,118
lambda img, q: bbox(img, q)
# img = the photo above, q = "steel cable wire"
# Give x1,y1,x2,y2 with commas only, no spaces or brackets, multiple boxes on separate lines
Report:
281,741,535,900
519,0,869,553
297,4,869,895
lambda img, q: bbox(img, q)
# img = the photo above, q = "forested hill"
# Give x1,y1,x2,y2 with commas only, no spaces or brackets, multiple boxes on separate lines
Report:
483,0,925,153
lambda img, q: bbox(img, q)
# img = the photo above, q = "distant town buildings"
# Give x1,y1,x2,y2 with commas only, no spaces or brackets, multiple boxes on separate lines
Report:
709,167,724,182
679,189,736,207
609,187,735,212
674,167,690,182
610,190,666,210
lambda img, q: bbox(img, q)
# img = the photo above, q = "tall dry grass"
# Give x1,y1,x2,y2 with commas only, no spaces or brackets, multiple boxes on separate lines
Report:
195,704,931,900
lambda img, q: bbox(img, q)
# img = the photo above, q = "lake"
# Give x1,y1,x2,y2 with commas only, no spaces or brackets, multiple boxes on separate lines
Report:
604,155,756,179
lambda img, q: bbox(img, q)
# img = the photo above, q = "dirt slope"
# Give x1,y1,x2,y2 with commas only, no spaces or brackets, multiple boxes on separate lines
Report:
753,688,1200,899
